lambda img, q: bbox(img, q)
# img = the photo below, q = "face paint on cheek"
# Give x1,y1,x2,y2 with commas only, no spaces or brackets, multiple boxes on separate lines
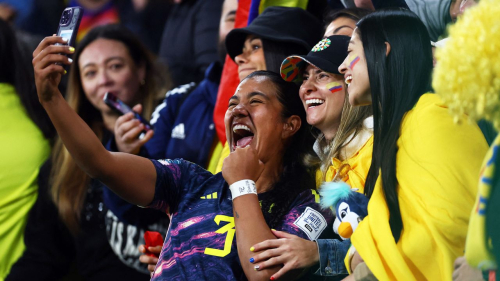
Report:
349,55,360,69
326,81,343,93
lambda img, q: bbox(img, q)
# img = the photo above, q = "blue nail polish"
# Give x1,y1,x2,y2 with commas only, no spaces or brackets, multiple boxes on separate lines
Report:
249,258,254,263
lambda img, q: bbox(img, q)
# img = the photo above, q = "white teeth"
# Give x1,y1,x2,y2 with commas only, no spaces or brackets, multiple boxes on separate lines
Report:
345,75,353,85
306,99,325,105
233,124,252,133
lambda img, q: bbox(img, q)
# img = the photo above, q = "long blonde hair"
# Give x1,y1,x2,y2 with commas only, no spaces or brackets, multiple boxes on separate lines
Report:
305,87,372,181
50,24,169,234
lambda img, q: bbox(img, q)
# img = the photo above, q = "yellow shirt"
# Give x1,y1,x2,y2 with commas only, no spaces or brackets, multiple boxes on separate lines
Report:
0,83,50,279
323,135,373,194
350,94,488,280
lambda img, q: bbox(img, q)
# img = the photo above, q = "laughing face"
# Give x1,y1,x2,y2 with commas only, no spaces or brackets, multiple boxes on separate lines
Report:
300,65,346,141
224,76,293,163
339,30,371,106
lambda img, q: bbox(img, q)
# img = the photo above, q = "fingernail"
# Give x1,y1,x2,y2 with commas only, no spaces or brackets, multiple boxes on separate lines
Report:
271,229,276,231
249,258,254,263
270,276,275,280
68,58,73,63
64,70,67,75
62,37,68,42
254,265,260,271
69,47,75,52
250,246,255,252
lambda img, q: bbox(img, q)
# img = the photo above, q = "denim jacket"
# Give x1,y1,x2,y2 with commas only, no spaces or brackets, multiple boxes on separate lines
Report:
315,238,351,276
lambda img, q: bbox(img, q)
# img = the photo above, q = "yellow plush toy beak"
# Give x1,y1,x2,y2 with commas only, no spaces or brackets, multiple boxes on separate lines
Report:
338,221,353,238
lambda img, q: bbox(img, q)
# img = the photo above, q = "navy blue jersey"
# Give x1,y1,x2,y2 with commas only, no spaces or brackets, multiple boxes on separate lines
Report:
148,159,334,280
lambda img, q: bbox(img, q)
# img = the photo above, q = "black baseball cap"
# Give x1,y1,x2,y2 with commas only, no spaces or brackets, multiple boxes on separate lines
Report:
225,6,323,61
280,35,350,83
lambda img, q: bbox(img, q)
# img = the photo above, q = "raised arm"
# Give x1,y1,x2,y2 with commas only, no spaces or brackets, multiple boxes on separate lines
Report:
33,36,156,206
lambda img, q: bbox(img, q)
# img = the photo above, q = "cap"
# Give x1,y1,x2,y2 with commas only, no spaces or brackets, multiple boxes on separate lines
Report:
225,6,323,61
280,35,350,83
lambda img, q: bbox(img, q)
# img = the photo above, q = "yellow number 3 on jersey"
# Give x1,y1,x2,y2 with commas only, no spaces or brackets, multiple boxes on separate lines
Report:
204,215,235,257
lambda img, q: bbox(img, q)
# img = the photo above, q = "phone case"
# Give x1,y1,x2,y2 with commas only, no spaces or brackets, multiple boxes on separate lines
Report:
103,92,152,132
56,7,83,48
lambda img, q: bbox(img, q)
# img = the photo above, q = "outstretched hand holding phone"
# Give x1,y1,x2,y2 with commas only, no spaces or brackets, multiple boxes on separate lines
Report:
32,33,157,208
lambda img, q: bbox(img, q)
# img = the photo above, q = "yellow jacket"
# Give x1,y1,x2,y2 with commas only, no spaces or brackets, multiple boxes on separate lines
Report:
351,94,488,280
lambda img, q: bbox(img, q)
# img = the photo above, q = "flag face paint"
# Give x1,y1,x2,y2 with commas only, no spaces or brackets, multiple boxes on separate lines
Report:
326,82,343,93
349,56,360,69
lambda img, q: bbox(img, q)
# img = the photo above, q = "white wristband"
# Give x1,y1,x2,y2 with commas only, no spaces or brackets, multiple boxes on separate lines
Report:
229,180,257,200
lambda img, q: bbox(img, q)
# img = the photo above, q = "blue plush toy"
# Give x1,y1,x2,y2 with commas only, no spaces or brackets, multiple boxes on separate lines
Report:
319,181,369,240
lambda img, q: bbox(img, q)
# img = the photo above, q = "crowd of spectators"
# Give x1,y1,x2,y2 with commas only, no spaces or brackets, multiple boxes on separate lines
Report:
0,0,498,280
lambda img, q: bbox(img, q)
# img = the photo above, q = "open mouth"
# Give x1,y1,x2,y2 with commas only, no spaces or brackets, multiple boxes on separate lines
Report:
345,75,352,86
232,124,254,149
306,99,325,108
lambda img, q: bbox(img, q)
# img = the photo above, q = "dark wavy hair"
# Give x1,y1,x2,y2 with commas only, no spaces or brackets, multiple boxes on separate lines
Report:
359,9,433,242
0,19,55,140
243,71,316,228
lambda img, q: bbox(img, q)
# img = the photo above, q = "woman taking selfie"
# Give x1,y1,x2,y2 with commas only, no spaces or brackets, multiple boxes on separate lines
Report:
31,24,332,280
337,9,488,280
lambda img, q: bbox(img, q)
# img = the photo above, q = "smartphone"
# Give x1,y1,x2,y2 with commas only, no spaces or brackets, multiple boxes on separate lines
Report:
56,7,83,49
103,92,152,138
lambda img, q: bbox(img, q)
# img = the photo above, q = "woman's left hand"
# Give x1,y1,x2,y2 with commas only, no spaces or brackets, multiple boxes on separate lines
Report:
249,229,319,280
222,145,264,185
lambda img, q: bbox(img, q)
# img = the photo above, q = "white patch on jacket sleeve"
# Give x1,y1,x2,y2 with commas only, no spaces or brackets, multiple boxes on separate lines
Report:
293,207,327,241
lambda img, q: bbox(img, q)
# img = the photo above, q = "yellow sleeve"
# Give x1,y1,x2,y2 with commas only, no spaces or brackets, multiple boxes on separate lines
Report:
465,135,500,270
206,141,223,174
215,142,230,174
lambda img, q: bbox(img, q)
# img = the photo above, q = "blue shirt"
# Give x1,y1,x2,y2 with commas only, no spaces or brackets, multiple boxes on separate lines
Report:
148,159,333,280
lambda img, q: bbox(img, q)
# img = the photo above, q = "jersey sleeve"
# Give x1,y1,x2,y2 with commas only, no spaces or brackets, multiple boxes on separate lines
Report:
279,189,334,241
147,159,211,215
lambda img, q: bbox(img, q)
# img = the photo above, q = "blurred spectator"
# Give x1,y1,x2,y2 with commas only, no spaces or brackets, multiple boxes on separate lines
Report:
326,0,479,42
6,25,169,281
0,0,64,38
158,0,223,87
323,7,372,37
0,18,52,280
68,0,170,54
112,0,236,171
